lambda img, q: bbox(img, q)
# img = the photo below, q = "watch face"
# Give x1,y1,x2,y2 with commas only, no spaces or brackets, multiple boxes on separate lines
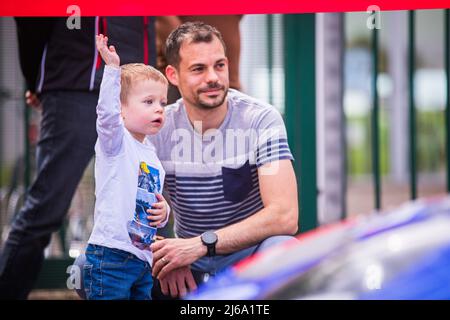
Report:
202,231,217,245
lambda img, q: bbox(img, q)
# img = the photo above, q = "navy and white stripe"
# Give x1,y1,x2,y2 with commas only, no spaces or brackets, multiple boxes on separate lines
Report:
166,165,265,238
256,138,293,167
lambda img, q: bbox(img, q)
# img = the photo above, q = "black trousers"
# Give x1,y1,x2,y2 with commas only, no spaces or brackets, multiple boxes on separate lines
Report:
0,91,98,299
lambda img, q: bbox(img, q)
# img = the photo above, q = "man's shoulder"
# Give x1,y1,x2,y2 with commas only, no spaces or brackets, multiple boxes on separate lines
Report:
228,89,274,110
228,89,284,127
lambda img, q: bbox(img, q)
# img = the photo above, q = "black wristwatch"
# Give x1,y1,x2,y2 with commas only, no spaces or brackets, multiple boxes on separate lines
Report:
200,231,218,257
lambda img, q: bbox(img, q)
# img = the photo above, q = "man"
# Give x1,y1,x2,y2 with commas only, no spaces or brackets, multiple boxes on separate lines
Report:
149,22,299,298
0,17,157,299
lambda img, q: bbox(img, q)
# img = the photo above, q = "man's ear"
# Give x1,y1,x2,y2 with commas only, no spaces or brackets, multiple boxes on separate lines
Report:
165,65,179,87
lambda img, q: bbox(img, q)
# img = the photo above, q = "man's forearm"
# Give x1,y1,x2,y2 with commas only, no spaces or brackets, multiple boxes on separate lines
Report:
173,205,294,263
212,204,297,255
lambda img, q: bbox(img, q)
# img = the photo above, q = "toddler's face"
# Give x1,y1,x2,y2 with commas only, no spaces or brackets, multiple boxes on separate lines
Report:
122,79,167,141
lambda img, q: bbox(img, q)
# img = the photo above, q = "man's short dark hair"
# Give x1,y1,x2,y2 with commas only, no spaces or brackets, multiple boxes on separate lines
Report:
165,21,226,68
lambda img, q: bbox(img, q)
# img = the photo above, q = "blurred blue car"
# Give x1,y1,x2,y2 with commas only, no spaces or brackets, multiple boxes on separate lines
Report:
187,196,450,300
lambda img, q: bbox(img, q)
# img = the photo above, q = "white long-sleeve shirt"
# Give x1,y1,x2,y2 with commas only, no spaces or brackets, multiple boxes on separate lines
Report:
88,65,169,265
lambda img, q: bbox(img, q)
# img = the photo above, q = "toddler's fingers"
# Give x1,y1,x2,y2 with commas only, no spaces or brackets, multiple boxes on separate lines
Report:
147,207,164,214
148,215,164,226
147,212,164,220
152,201,165,209
95,37,103,48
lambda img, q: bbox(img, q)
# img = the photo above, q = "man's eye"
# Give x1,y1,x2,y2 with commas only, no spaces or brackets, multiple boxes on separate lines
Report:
217,63,225,68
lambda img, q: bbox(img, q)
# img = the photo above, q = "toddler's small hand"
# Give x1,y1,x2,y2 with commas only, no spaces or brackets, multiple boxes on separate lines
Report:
147,194,168,227
95,34,120,68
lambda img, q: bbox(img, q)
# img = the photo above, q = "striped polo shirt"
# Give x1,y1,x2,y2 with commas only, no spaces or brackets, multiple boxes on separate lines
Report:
149,89,294,238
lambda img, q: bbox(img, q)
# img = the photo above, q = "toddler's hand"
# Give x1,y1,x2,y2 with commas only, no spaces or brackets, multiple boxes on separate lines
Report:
95,34,120,68
147,194,168,227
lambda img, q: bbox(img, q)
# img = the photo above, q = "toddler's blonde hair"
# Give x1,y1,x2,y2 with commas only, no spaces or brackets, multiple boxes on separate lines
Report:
120,63,168,104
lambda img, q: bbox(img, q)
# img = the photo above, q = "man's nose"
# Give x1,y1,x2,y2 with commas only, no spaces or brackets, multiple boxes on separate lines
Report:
205,67,219,83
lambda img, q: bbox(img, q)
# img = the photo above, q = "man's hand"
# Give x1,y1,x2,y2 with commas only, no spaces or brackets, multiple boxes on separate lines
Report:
25,90,42,110
151,237,206,280
95,34,120,68
159,266,197,298
147,194,168,227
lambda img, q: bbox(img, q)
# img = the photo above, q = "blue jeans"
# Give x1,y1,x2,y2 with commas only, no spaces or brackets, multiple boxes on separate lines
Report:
191,235,296,282
84,244,153,300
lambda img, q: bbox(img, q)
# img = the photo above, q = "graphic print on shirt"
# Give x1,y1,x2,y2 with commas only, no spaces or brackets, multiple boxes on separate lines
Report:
127,161,161,249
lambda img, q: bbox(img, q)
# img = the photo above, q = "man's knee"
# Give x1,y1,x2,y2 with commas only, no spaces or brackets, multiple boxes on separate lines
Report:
256,235,297,253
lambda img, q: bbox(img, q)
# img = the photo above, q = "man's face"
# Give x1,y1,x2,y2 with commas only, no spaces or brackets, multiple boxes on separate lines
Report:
168,36,229,110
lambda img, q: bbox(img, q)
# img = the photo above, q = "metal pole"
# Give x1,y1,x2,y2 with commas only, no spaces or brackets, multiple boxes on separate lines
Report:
267,14,274,105
409,10,417,200
371,26,381,210
445,9,450,193
284,14,317,232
